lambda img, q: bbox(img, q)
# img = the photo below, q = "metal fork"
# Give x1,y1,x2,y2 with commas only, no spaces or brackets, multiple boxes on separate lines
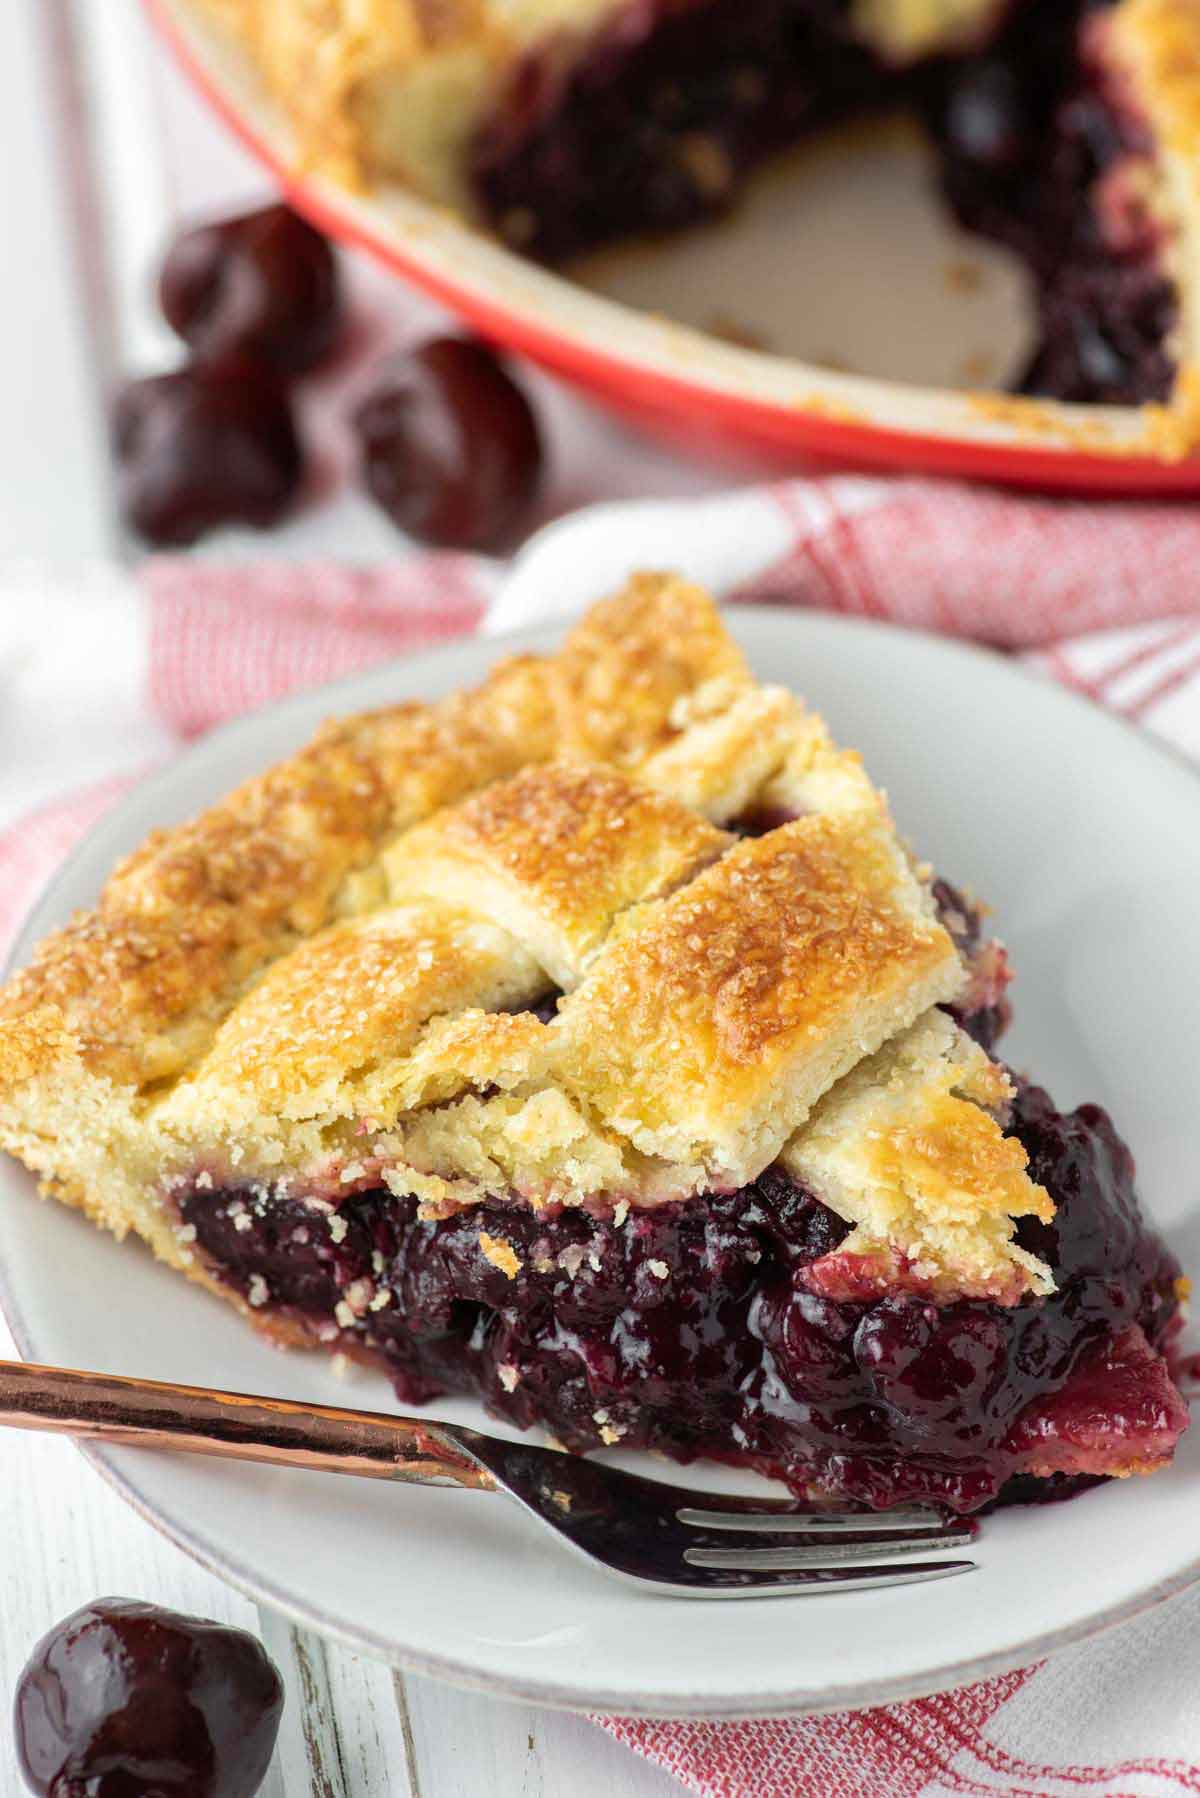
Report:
0,1361,977,1597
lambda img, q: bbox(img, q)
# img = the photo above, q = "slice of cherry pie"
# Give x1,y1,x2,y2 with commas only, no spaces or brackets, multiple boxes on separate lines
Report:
187,0,1200,416
0,576,1186,1512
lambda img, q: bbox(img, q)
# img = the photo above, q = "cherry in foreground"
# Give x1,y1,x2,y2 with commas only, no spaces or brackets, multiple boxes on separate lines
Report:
14,1598,284,1798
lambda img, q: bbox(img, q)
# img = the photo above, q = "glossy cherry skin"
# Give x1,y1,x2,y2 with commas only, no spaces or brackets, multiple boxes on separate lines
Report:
159,204,341,375
113,366,303,546
940,60,1032,176
13,1598,283,1797
354,337,543,550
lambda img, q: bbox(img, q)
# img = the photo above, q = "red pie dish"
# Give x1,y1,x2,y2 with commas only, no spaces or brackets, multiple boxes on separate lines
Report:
149,0,1200,489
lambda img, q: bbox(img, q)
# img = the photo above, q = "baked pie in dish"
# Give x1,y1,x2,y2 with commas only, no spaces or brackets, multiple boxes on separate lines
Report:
186,0,1200,410
0,577,1187,1512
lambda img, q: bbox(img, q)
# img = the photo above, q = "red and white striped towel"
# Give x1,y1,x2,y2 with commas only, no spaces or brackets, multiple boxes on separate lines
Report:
3,473,1200,1797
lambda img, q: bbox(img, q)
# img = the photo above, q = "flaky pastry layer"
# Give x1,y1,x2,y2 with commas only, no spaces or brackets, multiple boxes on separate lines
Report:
783,1012,1054,1302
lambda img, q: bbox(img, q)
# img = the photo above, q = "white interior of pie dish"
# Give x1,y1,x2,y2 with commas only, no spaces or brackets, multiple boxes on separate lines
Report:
147,0,1200,489
2,604,1199,1717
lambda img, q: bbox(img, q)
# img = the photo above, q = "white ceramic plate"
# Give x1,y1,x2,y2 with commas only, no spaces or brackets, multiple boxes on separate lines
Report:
2,608,1199,1717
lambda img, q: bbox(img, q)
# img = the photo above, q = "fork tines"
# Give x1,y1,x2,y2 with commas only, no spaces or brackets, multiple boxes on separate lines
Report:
673,1501,978,1593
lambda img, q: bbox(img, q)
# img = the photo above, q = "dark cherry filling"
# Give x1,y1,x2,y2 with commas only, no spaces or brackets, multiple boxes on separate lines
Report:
471,0,894,262
179,1079,1185,1515
926,0,1179,403
470,0,1179,405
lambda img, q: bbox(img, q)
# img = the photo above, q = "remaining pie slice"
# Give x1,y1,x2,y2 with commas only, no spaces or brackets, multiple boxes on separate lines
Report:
0,576,1186,1512
187,0,1200,415
189,0,1008,232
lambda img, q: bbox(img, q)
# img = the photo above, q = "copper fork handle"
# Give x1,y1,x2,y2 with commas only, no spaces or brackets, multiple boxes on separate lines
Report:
0,1360,496,1490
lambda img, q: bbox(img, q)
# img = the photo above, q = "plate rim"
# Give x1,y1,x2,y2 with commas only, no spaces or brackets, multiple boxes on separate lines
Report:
143,0,1200,496
3,607,1200,1718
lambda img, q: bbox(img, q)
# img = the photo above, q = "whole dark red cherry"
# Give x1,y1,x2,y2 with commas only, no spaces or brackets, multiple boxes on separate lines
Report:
160,203,341,375
354,336,543,550
113,365,303,546
14,1597,284,1797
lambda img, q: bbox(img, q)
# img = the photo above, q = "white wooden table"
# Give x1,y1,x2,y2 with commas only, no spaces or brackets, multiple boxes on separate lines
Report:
0,1,725,1789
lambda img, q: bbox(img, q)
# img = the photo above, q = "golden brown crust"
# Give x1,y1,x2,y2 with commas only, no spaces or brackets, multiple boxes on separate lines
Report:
151,752,947,1207
384,763,730,986
550,571,754,763
0,574,730,1093
636,686,805,821
782,1012,1054,1303
158,769,728,1162
0,679,547,1086
162,905,545,1132
190,0,477,188
551,811,961,1183
351,804,962,1218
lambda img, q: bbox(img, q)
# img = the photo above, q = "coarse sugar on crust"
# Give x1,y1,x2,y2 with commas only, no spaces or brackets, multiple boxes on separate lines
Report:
782,1010,1055,1304
0,573,741,1093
